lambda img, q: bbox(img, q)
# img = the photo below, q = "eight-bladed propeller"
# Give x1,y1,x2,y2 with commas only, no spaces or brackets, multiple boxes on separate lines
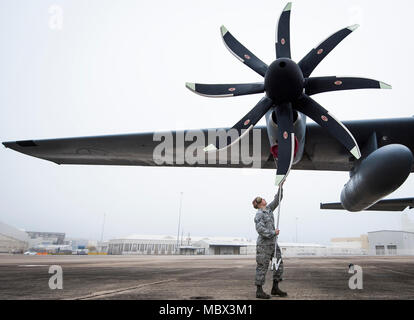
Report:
186,2,391,186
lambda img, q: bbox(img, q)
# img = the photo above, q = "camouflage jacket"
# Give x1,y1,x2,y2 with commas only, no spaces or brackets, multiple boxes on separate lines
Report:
254,190,282,245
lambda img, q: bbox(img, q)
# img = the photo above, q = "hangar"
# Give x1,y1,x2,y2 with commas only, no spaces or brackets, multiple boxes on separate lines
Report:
107,235,256,255
192,238,255,255
368,230,414,256
108,235,179,255
107,235,342,256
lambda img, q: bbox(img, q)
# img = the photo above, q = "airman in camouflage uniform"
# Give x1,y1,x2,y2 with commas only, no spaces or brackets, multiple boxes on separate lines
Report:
252,189,287,299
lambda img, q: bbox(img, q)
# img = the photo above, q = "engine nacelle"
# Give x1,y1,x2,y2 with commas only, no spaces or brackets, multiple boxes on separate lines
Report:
265,108,306,165
340,144,413,212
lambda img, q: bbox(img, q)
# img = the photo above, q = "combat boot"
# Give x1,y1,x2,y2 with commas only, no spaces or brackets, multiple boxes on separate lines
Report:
271,280,287,297
256,285,270,299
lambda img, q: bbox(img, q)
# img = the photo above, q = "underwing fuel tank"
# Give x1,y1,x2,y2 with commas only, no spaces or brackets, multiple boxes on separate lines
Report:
341,144,413,212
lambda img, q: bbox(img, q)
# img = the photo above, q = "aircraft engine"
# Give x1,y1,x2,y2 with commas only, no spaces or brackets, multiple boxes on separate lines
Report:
265,109,306,165
340,144,413,212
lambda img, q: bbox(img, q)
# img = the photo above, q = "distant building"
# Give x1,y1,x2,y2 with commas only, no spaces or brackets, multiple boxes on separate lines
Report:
192,237,256,255
108,235,178,255
329,234,369,255
108,234,339,256
95,241,109,253
368,230,414,256
179,246,206,255
27,231,65,245
65,238,90,251
107,235,257,255
0,221,29,253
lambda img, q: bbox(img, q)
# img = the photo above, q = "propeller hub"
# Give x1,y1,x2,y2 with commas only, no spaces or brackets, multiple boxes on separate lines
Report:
264,58,304,103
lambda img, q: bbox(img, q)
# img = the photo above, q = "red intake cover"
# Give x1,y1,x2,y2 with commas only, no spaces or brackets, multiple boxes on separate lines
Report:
270,136,299,159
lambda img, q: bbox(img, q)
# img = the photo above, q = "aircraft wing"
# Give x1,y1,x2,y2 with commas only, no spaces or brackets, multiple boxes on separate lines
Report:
3,129,277,168
321,198,414,211
3,132,167,167
3,117,414,171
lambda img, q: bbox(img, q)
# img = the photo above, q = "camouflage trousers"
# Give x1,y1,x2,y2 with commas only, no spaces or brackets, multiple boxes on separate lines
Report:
255,244,284,286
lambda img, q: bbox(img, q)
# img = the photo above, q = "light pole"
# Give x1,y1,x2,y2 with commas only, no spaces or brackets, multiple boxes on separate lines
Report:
176,192,183,253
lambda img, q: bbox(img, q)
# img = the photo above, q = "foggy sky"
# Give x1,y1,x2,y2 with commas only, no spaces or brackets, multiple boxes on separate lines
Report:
1,0,413,245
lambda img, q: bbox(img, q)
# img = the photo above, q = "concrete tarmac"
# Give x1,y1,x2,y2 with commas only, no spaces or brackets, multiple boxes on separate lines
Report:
0,254,413,300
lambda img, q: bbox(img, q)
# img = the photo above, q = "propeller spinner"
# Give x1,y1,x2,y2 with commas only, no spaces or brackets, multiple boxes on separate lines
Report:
185,2,391,186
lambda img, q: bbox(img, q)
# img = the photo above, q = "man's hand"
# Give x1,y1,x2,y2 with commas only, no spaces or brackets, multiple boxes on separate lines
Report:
275,229,280,236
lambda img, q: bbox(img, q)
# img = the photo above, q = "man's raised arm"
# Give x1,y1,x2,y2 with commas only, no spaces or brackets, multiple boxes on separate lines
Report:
267,188,283,212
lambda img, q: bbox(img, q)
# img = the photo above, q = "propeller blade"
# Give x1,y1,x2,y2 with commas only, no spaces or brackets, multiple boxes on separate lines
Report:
294,94,361,159
185,82,264,98
275,103,295,186
305,77,392,95
204,97,273,152
298,25,359,78
275,2,292,59
220,26,268,77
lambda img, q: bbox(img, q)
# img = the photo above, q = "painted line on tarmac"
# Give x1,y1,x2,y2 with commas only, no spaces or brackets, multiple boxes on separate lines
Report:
285,266,377,269
374,267,414,277
68,278,177,300
18,265,49,267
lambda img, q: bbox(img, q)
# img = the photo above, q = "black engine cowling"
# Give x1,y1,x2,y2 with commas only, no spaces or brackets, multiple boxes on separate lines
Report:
340,144,413,212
